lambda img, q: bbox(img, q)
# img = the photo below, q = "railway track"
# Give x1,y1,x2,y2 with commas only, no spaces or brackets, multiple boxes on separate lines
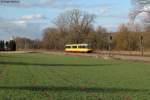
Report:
63,51,150,63
1,50,150,63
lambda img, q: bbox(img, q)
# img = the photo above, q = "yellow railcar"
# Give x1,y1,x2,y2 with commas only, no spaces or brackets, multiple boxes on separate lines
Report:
65,44,93,53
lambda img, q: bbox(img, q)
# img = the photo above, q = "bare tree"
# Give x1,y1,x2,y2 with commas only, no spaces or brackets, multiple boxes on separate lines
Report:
113,24,139,51
130,0,150,50
130,0,150,24
54,9,95,43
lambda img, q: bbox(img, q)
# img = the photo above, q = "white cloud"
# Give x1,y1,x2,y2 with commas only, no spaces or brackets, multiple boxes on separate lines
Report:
99,6,110,14
21,14,46,21
0,0,72,8
0,16,45,40
12,20,27,27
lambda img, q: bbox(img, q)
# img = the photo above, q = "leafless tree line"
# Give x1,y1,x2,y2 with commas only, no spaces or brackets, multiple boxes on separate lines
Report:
14,9,150,51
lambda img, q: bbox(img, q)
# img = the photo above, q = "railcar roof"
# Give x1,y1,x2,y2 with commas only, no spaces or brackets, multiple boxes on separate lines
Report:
65,44,89,46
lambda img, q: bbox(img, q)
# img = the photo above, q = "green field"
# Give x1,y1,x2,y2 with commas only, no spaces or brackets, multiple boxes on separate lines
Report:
0,53,150,100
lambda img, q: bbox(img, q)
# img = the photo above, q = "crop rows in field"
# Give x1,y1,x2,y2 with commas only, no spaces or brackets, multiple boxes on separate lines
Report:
0,53,150,100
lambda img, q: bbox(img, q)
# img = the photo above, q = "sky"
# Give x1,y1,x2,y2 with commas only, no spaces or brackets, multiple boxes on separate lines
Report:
0,0,132,40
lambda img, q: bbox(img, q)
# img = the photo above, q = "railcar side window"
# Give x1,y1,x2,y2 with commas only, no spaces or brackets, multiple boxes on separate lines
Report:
72,46,77,48
65,46,71,48
78,46,86,48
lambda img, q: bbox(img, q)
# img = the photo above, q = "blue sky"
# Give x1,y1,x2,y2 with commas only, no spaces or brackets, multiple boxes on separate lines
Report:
0,0,132,40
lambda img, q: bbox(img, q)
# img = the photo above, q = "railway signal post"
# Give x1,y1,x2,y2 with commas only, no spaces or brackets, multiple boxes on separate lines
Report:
108,33,112,57
140,35,144,56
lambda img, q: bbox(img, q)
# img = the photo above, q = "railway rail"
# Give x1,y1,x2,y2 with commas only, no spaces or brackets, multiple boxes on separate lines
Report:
0,50,150,63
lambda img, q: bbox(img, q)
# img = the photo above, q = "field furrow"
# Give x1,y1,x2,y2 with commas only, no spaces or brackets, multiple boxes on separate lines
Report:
0,53,150,100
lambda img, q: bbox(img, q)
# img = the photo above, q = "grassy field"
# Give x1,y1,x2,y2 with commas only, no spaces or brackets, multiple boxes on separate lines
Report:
0,53,150,100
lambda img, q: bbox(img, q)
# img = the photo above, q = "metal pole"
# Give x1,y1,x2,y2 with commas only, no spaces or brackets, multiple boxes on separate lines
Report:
108,33,112,56
25,39,27,50
140,35,144,56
